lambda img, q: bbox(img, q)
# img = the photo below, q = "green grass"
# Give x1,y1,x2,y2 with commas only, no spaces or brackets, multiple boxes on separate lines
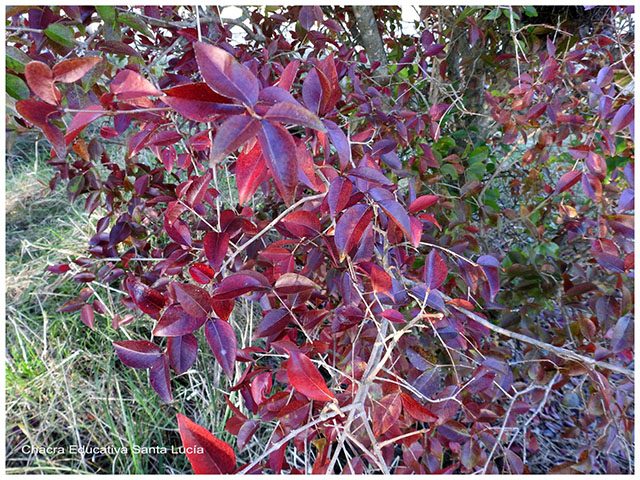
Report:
5,146,242,474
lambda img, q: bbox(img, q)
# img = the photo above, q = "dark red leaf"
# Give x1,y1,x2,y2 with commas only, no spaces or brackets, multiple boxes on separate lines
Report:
254,309,291,338
176,413,236,474
184,169,213,208
16,100,65,158
335,204,373,261
127,279,165,316
173,283,212,319
327,177,353,219
113,340,161,369
153,305,207,337
167,334,198,375
280,210,321,238
274,273,319,295
424,250,447,290
52,57,102,83
66,104,105,143
47,263,71,274
210,115,261,164
189,263,215,284
162,83,245,121
80,304,95,329
147,130,182,147
211,273,268,300
205,319,237,377
194,41,259,106
250,372,272,405
203,231,230,272
149,354,173,402
285,350,335,402
277,59,300,91
553,170,582,195
401,392,438,423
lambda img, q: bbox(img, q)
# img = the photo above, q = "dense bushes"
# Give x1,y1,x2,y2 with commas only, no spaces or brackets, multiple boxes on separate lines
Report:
6,6,634,473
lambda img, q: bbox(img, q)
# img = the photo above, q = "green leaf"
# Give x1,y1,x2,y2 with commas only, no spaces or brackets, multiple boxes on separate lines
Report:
119,12,154,39
440,163,458,180
44,23,74,48
6,74,30,100
96,5,119,41
6,46,32,73
466,162,486,181
468,146,490,164
524,6,538,17
483,8,502,20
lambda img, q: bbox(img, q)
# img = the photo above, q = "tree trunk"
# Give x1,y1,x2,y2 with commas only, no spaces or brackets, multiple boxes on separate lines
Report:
352,6,389,82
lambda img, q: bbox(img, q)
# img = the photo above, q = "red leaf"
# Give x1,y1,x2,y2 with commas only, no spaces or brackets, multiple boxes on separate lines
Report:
258,120,298,204
285,350,335,402
205,319,237,377
149,354,173,402
176,413,236,474
553,170,582,194
250,372,272,405
277,59,300,91
66,104,105,143
211,273,267,300
401,393,437,423
52,57,102,83
113,340,161,369
80,304,95,330
236,142,269,205
280,210,321,238
47,263,71,274
424,250,447,290
147,130,181,147
173,283,212,319
380,309,405,323
16,100,65,158
210,115,261,164
525,102,547,121
274,273,319,295
25,61,60,105
110,69,162,99
610,103,634,133
264,102,326,132
153,305,207,337
408,195,439,214
183,169,213,208
370,264,392,294
372,392,402,437
586,152,607,180
162,82,245,121
254,309,291,338
127,279,165,316
203,231,230,272
335,204,373,261
194,41,259,106
327,177,353,219
167,334,198,375
189,263,215,284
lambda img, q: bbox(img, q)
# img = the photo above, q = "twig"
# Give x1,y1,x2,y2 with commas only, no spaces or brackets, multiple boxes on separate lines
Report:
445,296,634,378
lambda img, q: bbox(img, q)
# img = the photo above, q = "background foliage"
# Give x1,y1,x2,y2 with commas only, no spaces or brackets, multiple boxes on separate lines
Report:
6,5,634,474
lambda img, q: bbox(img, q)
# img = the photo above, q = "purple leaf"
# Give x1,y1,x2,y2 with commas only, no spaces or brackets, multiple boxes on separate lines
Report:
153,305,207,337
194,41,259,106
264,102,326,132
205,319,237,377
173,283,212,319
323,119,351,171
258,120,298,204
210,115,260,164
477,255,501,301
610,103,634,133
254,309,291,338
424,250,447,290
553,170,582,195
113,340,162,369
203,231,230,272
149,354,173,402
167,334,198,375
